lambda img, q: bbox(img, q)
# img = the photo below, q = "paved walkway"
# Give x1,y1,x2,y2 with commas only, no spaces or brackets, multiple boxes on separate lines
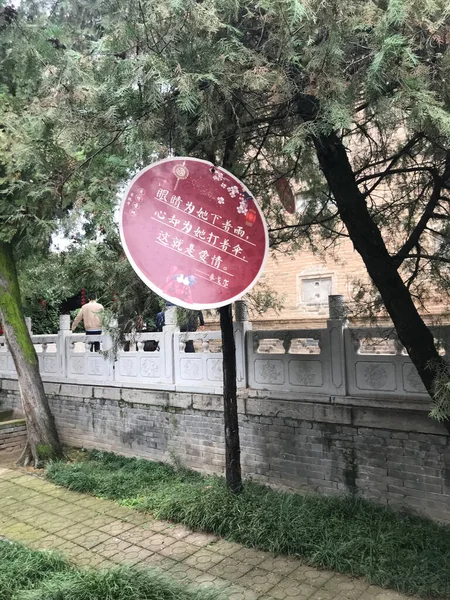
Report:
0,467,414,600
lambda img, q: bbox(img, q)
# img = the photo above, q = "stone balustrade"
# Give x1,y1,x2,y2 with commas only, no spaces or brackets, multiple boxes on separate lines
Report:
0,297,446,400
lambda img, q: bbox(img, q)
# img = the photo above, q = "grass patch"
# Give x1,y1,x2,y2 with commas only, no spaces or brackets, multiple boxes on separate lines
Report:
0,540,68,600
0,539,222,600
46,450,450,599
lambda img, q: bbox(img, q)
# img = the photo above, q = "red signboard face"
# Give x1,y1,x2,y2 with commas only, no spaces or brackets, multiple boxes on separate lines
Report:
119,157,269,309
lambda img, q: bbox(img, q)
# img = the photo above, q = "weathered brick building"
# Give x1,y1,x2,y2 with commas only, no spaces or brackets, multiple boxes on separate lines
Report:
250,237,446,329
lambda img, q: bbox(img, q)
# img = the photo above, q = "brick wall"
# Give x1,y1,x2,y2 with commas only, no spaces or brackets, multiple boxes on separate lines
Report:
239,238,448,329
0,419,27,454
2,379,449,523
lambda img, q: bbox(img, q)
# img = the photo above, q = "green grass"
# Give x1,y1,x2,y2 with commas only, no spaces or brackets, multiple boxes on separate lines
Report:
0,539,223,600
46,450,450,599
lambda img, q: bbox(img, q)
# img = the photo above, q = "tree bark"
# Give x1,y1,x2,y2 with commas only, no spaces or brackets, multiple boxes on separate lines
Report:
219,304,243,493
312,132,449,395
219,128,243,492
0,242,62,465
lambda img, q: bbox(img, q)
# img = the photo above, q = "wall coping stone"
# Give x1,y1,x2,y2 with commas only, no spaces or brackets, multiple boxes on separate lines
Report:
0,418,26,429
1,379,19,391
43,383,62,395
59,384,94,398
1,378,444,437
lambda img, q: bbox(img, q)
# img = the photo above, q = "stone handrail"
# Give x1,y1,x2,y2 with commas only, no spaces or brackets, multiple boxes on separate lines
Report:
0,298,443,399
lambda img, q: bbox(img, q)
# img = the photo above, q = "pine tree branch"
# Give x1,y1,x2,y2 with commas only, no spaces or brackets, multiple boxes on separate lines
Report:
223,132,237,170
354,134,424,176
405,245,423,289
357,165,436,186
425,226,447,238
354,121,380,153
393,153,450,267
59,127,127,197
403,253,450,264
268,211,339,233
431,212,450,219
138,0,153,51
242,105,285,178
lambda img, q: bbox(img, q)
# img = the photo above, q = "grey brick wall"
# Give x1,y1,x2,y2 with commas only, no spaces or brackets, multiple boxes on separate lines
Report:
0,418,27,453
1,378,449,522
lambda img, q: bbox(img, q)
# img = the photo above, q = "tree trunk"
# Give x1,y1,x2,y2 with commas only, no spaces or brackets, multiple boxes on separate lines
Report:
219,133,243,493
312,132,449,395
0,242,62,465
219,304,243,493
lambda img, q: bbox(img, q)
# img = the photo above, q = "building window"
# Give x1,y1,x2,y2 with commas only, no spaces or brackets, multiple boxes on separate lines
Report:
301,276,332,304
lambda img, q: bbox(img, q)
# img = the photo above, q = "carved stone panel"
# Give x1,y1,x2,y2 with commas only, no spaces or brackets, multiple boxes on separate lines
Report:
140,358,160,378
87,358,103,376
207,358,223,381
119,357,137,377
43,356,57,373
288,360,323,387
355,361,396,391
70,356,84,375
180,358,203,380
403,363,427,393
254,359,284,385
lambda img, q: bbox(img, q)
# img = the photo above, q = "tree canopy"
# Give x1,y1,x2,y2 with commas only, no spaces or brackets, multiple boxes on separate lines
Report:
3,0,450,423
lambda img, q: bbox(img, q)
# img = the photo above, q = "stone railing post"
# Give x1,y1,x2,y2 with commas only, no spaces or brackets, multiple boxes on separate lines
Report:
327,295,348,396
99,318,115,382
161,305,178,385
58,314,71,378
163,305,180,333
234,300,252,389
328,294,347,321
25,317,32,335
101,318,116,353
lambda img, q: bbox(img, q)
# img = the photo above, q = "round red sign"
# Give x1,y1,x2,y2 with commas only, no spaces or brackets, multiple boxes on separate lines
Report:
119,157,269,309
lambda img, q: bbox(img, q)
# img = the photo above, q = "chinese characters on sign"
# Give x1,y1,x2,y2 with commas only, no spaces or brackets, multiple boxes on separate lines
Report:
120,158,269,309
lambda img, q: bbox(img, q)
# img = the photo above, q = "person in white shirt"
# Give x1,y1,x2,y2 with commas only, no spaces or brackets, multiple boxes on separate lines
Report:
71,293,104,351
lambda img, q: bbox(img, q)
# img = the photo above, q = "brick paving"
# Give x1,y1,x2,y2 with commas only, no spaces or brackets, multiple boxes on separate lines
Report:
0,467,416,600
